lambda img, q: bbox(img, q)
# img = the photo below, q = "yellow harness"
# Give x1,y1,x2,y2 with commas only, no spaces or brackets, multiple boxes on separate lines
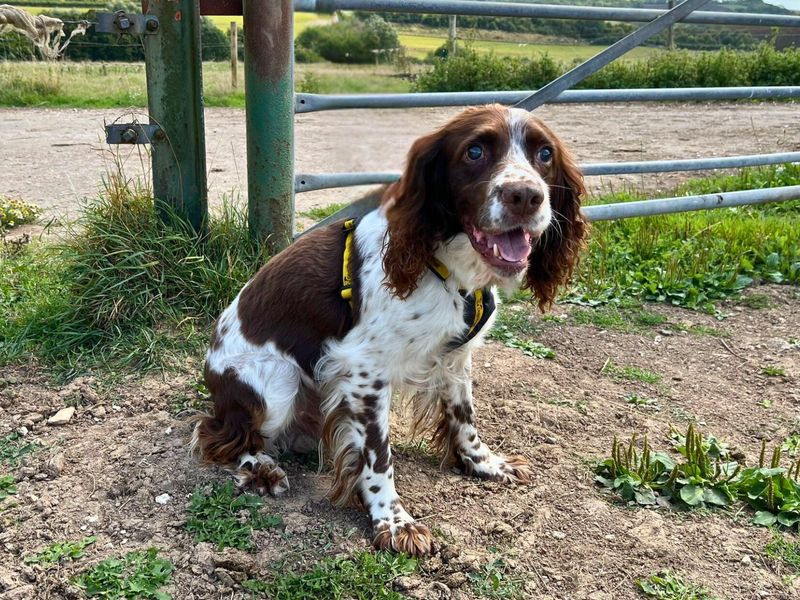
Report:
340,219,495,350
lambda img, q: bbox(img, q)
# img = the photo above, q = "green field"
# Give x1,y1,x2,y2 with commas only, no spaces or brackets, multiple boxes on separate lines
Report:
0,61,411,108
398,33,662,61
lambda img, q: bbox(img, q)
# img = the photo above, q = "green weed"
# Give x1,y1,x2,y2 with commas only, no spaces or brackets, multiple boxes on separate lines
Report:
761,365,787,377
572,306,667,332
637,571,718,600
72,548,173,600
596,424,739,509
470,558,524,599
0,474,16,505
601,361,662,385
765,531,800,574
298,202,349,221
25,536,96,566
244,550,417,599
0,432,38,467
186,482,282,551
735,441,800,529
782,435,800,458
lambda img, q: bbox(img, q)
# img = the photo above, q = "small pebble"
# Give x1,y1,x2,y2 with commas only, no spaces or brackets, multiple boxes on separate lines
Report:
155,493,171,505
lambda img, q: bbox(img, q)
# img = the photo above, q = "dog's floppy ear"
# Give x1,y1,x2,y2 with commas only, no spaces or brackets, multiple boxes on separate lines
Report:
525,140,588,311
382,131,454,299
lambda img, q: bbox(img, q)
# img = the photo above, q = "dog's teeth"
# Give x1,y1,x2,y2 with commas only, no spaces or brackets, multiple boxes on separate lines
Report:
493,243,500,258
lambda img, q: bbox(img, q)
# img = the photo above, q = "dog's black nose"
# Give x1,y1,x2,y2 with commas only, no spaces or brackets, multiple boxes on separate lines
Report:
499,182,544,216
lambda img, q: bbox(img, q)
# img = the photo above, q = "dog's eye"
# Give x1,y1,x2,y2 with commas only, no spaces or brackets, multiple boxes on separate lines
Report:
537,147,553,163
466,144,484,161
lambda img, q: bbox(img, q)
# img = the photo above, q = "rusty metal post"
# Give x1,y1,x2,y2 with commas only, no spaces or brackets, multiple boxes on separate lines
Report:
230,21,238,88
243,0,294,251
141,0,208,230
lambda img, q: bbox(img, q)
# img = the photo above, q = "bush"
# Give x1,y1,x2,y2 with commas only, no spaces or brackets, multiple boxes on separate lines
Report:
296,14,399,64
414,44,800,93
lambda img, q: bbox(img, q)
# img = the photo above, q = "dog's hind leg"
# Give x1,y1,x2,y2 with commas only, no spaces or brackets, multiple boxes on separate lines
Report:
193,351,302,497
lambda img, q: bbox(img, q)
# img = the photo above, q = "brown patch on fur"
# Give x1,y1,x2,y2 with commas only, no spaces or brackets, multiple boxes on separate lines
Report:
195,365,266,465
524,119,588,311
237,220,363,374
322,404,365,507
382,106,510,299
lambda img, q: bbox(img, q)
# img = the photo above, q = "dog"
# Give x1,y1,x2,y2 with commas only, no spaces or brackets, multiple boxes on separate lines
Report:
192,104,587,556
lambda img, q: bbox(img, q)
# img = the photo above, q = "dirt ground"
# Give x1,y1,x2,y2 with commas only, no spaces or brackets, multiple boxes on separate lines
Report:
1,284,799,599
1,102,799,224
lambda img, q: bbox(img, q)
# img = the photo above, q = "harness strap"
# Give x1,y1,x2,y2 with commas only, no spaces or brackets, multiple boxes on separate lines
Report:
341,218,356,309
426,259,496,351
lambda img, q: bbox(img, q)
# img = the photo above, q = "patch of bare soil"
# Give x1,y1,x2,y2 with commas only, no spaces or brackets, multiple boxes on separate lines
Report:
1,102,798,225
1,285,799,599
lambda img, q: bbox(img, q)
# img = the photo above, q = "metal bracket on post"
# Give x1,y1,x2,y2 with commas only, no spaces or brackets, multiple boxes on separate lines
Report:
105,123,163,145
96,11,159,35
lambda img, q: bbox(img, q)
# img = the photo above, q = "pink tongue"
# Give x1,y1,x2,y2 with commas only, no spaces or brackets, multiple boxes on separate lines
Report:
486,230,531,262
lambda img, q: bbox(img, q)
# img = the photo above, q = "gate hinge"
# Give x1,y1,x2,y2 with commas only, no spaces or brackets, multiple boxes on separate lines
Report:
96,11,159,35
106,123,163,145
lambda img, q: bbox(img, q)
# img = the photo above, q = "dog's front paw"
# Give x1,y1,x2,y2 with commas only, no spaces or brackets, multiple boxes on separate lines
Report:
372,519,434,556
461,452,533,484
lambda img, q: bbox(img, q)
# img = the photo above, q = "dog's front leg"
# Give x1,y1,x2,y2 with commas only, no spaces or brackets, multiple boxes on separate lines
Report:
323,373,433,556
436,351,533,484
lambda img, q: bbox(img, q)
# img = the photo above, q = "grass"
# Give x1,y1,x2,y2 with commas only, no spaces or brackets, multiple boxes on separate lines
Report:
398,32,658,61
571,305,667,332
637,571,719,600
601,361,662,385
740,292,775,309
761,365,787,377
25,536,96,566
765,531,800,574
626,393,659,409
572,164,800,314
243,550,417,600
0,61,411,108
0,179,266,376
298,202,349,222
470,557,525,599
185,482,283,551
72,548,173,600
0,432,39,467
487,304,555,359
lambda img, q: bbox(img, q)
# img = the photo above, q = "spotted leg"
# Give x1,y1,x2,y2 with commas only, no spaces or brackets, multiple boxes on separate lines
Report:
323,373,434,556
435,353,533,483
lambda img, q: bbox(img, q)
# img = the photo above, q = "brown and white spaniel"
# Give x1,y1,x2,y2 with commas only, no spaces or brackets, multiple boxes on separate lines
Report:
192,104,587,556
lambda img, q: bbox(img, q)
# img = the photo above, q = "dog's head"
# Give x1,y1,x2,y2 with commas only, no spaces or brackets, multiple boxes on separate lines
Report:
382,104,587,309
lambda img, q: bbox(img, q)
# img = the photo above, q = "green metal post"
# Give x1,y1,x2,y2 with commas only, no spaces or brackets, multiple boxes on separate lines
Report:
142,0,208,230
243,0,295,252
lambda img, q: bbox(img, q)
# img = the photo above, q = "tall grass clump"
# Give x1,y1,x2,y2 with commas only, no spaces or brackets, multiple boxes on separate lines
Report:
414,44,800,92
571,164,800,312
0,178,266,375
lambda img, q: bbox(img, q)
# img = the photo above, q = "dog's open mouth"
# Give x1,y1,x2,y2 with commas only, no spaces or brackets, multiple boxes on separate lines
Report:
466,223,534,273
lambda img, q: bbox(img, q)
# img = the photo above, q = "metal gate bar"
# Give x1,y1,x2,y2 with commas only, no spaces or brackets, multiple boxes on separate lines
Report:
296,87,800,113
294,0,800,27
295,152,800,194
